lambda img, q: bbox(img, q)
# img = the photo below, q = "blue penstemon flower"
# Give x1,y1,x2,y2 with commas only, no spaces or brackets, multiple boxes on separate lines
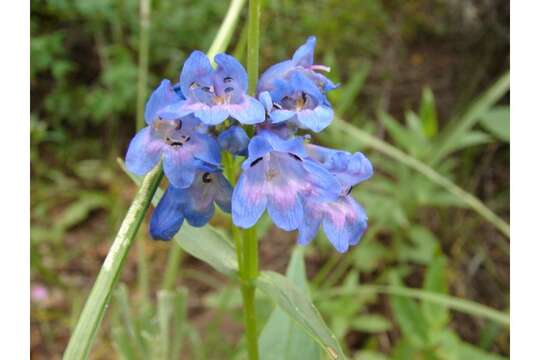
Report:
150,168,233,240
297,144,373,253
125,37,372,252
231,130,341,231
162,51,266,126
125,79,222,188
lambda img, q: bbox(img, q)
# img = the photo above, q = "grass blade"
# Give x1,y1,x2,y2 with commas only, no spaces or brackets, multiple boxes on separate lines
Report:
430,72,509,163
63,165,163,359
317,285,509,326
330,117,510,239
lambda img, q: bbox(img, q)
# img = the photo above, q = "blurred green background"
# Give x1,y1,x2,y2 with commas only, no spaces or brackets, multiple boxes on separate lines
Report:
31,0,509,359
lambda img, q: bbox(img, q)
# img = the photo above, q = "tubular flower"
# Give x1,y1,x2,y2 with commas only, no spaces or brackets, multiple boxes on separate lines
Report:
150,170,233,240
257,36,338,95
265,71,334,132
163,51,265,126
297,145,373,252
125,80,221,188
232,131,341,231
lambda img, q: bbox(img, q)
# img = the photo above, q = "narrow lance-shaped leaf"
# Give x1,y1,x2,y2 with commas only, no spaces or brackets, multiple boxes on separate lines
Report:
259,247,322,360
256,271,347,360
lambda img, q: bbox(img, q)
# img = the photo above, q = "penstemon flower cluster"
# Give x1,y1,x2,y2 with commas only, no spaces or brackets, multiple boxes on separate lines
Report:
125,36,373,253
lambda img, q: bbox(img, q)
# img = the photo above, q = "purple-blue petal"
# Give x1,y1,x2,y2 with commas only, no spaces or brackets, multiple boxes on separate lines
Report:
269,109,295,124
227,96,266,125
267,192,304,231
321,196,368,253
297,211,322,246
145,80,183,125
214,53,248,94
258,91,273,113
179,51,214,98
232,167,268,228
295,105,334,132
291,36,316,67
125,127,163,176
194,105,230,126
149,186,185,241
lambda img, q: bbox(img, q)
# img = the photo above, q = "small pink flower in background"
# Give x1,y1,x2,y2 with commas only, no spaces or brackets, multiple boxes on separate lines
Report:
31,284,49,303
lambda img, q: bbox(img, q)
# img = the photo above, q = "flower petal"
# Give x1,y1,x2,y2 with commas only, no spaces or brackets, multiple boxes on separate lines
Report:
162,149,197,188
145,80,182,125
214,172,233,213
258,91,273,113
227,96,266,125
179,51,214,98
297,212,322,245
292,36,316,67
321,196,368,253
301,159,342,202
125,127,163,176
305,144,373,188
194,105,230,126
214,53,248,93
295,105,334,132
149,186,185,241
232,166,268,228
269,109,296,124
244,134,273,165
267,192,303,231
256,60,294,94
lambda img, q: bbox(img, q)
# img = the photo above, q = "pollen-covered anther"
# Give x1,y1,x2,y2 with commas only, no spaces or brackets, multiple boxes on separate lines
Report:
311,64,331,72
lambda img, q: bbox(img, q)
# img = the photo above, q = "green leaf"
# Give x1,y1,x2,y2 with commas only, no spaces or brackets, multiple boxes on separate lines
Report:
113,284,148,358
317,285,509,326
422,255,449,329
173,223,238,277
111,326,137,360
396,226,438,265
351,241,387,272
442,130,493,154
419,87,438,138
479,106,510,142
350,315,392,333
157,288,188,360
334,62,371,115
437,330,507,360
379,111,427,157
256,271,346,359
353,350,389,360
431,71,509,162
259,247,321,360
389,273,429,347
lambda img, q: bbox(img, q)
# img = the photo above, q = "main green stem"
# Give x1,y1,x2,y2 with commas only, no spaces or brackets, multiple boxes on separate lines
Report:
240,1,261,358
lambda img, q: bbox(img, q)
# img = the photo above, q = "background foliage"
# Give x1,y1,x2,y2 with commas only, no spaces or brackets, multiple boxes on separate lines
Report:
31,0,509,358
